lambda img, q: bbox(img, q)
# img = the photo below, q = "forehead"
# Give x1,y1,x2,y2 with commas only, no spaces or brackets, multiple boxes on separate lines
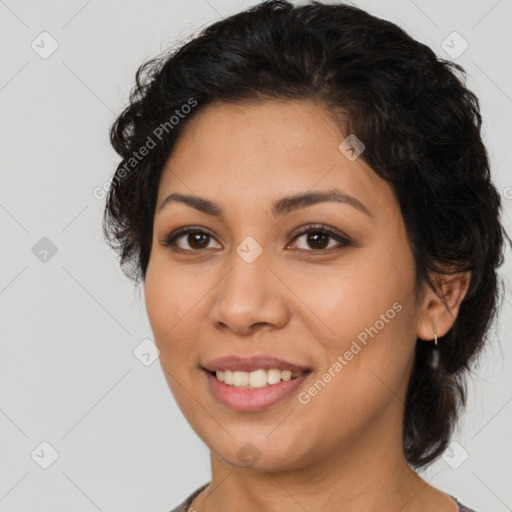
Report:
169,98,343,163
158,99,396,216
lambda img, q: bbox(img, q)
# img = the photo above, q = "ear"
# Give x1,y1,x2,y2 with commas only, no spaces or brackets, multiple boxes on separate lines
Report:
417,270,471,341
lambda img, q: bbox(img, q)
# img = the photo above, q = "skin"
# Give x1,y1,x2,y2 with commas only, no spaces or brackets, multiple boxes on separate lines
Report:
144,99,471,512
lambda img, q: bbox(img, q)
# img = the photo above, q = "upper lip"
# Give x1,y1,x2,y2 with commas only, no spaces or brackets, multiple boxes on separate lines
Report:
202,355,311,373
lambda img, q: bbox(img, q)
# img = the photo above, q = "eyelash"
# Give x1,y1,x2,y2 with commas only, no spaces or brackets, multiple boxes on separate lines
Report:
161,223,351,254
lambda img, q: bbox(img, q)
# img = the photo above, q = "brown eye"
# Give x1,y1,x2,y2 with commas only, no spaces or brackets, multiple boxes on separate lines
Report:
303,231,330,250
185,232,210,249
163,228,221,251
289,224,351,252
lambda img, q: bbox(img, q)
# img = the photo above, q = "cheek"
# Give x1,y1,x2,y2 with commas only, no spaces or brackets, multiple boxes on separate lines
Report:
144,258,193,361
298,242,417,395
293,246,412,344
294,305,417,449
144,264,201,411
145,250,196,330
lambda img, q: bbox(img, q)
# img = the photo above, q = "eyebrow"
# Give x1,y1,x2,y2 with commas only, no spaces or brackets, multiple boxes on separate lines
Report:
158,189,372,218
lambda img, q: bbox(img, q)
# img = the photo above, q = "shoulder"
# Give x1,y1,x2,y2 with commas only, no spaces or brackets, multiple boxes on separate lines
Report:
169,482,210,512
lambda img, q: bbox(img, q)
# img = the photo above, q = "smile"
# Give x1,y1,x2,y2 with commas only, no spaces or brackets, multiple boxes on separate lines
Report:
203,369,312,412
213,369,306,389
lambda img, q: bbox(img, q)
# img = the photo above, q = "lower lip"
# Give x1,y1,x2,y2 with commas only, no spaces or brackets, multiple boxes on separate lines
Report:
204,370,311,412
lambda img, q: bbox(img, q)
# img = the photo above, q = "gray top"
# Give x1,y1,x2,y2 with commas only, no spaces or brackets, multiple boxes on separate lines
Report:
169,482,478,511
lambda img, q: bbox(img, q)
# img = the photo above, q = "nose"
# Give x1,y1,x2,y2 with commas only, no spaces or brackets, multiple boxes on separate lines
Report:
209,249,290,336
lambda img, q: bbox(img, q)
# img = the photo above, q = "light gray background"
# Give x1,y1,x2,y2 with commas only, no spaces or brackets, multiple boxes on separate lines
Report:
0,1,511,511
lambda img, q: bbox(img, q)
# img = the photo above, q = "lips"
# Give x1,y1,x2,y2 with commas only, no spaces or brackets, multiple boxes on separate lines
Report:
202,354,312,373
204,369,311,412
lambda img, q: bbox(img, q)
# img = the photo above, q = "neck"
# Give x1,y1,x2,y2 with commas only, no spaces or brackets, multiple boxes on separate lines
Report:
192,407,438,512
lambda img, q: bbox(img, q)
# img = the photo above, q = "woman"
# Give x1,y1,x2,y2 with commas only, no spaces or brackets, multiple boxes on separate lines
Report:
103,1,507,510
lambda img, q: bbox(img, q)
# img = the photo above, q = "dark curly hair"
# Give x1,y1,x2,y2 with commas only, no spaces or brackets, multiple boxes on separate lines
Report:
103,0,508,469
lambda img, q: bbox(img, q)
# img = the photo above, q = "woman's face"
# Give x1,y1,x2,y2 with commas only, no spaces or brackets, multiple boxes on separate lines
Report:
145,99,428,471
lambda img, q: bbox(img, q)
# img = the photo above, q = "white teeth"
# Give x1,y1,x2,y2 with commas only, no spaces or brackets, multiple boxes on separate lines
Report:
267,369,282,385
214,369,305,388
233,371,249,387
249,369,267,388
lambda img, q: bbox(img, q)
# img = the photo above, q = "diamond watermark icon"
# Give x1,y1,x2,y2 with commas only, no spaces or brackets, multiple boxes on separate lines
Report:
441,31,468,59
31,441,59,469
237,442,262,468
31,31,59,59
442,441,469,469
338,134,365,161
133,338,160,366
32,237,58,263
236,236,263,264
